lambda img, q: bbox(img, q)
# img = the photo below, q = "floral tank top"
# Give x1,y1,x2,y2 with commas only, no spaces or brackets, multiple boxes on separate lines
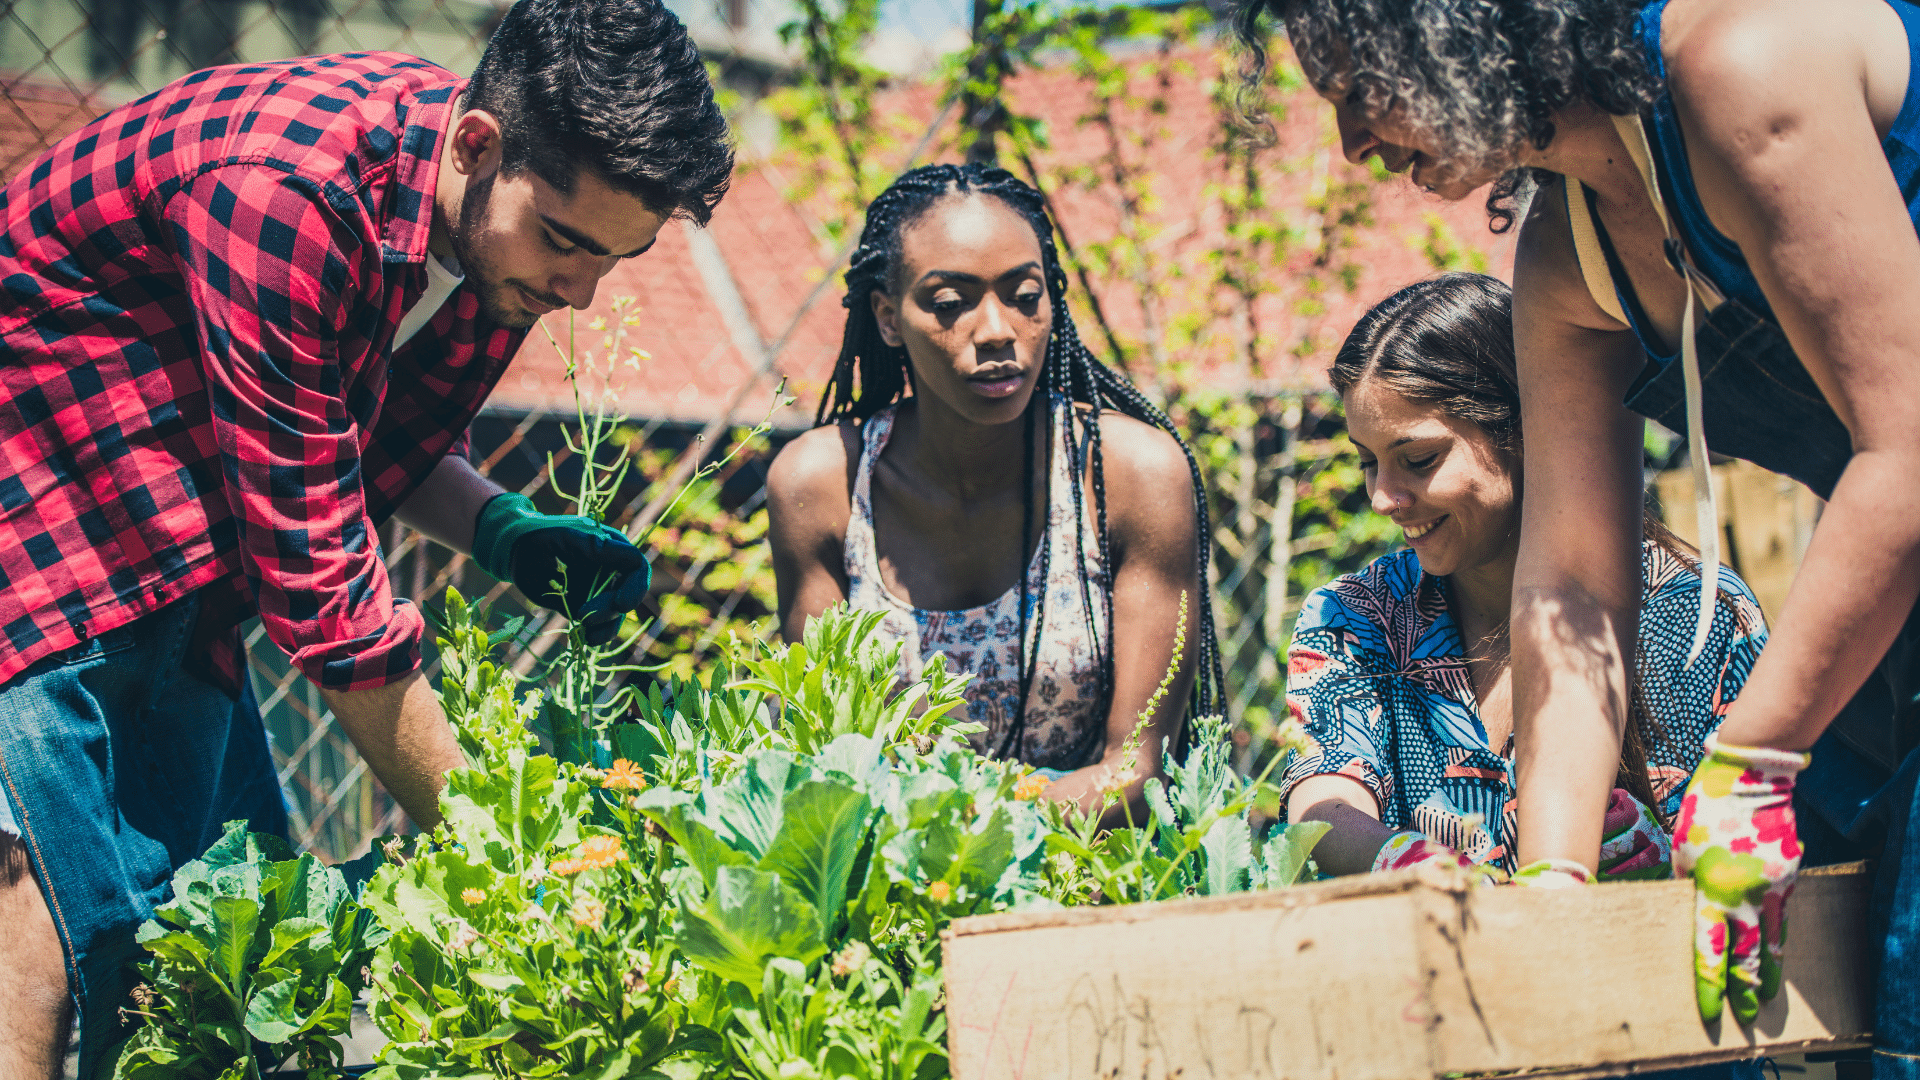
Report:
844,397,1110,770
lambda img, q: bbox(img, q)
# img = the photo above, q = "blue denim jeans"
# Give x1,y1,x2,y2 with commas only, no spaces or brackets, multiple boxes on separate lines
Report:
0,595,287,1079
1797,727,1920,1079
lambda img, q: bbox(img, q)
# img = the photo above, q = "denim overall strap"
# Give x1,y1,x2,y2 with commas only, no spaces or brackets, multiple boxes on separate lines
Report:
1569,154,1893,763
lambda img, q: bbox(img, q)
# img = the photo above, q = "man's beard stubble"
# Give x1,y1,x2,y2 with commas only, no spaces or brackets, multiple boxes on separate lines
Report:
447,171,536,329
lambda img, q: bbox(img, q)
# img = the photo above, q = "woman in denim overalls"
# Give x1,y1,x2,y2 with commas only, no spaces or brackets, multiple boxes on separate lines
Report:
1237,0,1920,1068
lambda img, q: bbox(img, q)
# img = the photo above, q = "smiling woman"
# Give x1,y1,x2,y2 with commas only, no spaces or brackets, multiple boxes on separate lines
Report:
1281,274,1766,905
765,163,1223,827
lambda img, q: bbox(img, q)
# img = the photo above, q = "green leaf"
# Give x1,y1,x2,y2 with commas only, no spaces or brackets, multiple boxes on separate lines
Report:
466,969,526,993
1263,820,1332,888
486,615,528,649
1199,813,1254,896
701,752,802,859
134,925,213,970
919,802,1016,897
677,866,825,986
258,916,328,969
634,790,755,888
582,1051,635,1080
209,895,260,992
440,751,583,870
449,1023,526,1055
757,780,875,939
242,974,311,1043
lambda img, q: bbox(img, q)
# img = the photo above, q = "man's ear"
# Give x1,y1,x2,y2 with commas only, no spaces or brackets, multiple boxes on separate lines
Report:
870,289,903,347
448,110,505,180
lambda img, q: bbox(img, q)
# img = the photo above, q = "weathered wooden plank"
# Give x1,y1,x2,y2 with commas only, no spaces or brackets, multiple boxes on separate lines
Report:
944,863,1872,1080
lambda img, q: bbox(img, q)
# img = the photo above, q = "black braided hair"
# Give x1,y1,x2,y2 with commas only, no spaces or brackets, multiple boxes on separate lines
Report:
818,162,1226,763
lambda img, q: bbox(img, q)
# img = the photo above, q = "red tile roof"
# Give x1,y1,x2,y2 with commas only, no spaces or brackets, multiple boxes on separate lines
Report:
4,45,1518,429
514,44,1518,426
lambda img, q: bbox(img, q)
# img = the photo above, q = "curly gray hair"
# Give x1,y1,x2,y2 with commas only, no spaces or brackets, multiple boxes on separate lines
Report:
1236,0,1661,230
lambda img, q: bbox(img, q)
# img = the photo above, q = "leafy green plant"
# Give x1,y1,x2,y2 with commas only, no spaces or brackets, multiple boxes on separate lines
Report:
114,270,1344,1080
115,823,383,1080
120,584,1328,1080
727,605,980,755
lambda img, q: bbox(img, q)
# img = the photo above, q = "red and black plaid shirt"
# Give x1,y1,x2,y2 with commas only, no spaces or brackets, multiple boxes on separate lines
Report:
0,52,526,695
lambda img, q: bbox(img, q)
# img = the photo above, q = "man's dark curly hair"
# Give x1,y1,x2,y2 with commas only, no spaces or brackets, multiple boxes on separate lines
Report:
1234,0,1661,230
463,0,734,225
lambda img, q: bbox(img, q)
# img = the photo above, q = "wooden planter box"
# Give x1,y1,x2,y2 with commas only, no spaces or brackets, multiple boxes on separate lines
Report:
943,862,1873,1080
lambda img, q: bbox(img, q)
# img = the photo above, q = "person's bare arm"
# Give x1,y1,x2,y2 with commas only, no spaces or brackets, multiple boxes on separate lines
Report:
1287,775,1395,876
322,670,464,828
766,424,859,642
393,453,506,556
1664,3,1920,751
1510,178,1654,871
1039,415,1200,828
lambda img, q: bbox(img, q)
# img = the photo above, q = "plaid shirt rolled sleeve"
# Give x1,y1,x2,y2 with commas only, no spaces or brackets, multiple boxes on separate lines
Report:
0,53,525,696
163,166,420,690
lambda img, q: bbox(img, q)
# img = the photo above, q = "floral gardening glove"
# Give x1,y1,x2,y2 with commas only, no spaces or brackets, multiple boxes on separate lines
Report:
1508,787,1668,888
1673,732,1810,1025
473,492,651,646
1372,831,1505,885
1510,858,1593,888
1597,787,1673,881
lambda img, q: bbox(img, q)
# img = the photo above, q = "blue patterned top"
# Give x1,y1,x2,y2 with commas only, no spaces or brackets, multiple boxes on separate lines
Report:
1281,543,1768,872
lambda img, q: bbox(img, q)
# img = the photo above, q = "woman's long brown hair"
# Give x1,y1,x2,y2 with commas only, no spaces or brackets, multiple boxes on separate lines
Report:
1330,272,1730,813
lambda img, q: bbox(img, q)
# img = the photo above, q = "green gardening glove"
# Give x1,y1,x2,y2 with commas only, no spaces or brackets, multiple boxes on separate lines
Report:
473,492,651,646
1672,733,1811,1025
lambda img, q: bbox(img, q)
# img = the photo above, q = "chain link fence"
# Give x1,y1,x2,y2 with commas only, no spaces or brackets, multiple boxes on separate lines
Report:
2,0,1433,862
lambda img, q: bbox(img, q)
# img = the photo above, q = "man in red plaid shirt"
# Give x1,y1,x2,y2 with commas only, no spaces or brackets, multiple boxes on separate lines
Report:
0,0,732,1070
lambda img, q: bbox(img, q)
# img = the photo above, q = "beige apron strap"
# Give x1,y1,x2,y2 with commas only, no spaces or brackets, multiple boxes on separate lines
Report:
1563,176,1630,327
1607,110,1722,665
1608,113,1724,310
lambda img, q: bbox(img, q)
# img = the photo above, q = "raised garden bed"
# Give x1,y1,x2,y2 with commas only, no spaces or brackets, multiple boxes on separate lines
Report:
944,862,1872,1080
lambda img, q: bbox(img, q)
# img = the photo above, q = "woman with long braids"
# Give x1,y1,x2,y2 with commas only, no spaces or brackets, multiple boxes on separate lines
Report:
767,162,1223,823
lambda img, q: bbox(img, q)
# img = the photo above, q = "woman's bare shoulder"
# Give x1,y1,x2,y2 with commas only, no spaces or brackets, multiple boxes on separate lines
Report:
1091,409,1192,488
1080,410,1199,551
766,423,861,541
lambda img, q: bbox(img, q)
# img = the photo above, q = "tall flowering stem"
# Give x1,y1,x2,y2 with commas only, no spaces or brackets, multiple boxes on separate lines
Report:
533,305,791,762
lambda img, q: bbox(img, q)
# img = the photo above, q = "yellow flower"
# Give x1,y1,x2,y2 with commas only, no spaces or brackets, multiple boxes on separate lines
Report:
461,888,486,905
1013,773,1050,801
928,881,951,903
1271,717,1319,757
604,759,647,791
571,896,606,931
831,940,871,978
581,835,626,870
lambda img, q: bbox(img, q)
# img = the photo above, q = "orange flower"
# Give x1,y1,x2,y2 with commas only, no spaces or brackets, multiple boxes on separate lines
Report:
551,858,586,877
1013,773,1049,800
604,759,647,791
928,881,951,903
460,887,487,905
581,835,626,870
571,896,606,930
